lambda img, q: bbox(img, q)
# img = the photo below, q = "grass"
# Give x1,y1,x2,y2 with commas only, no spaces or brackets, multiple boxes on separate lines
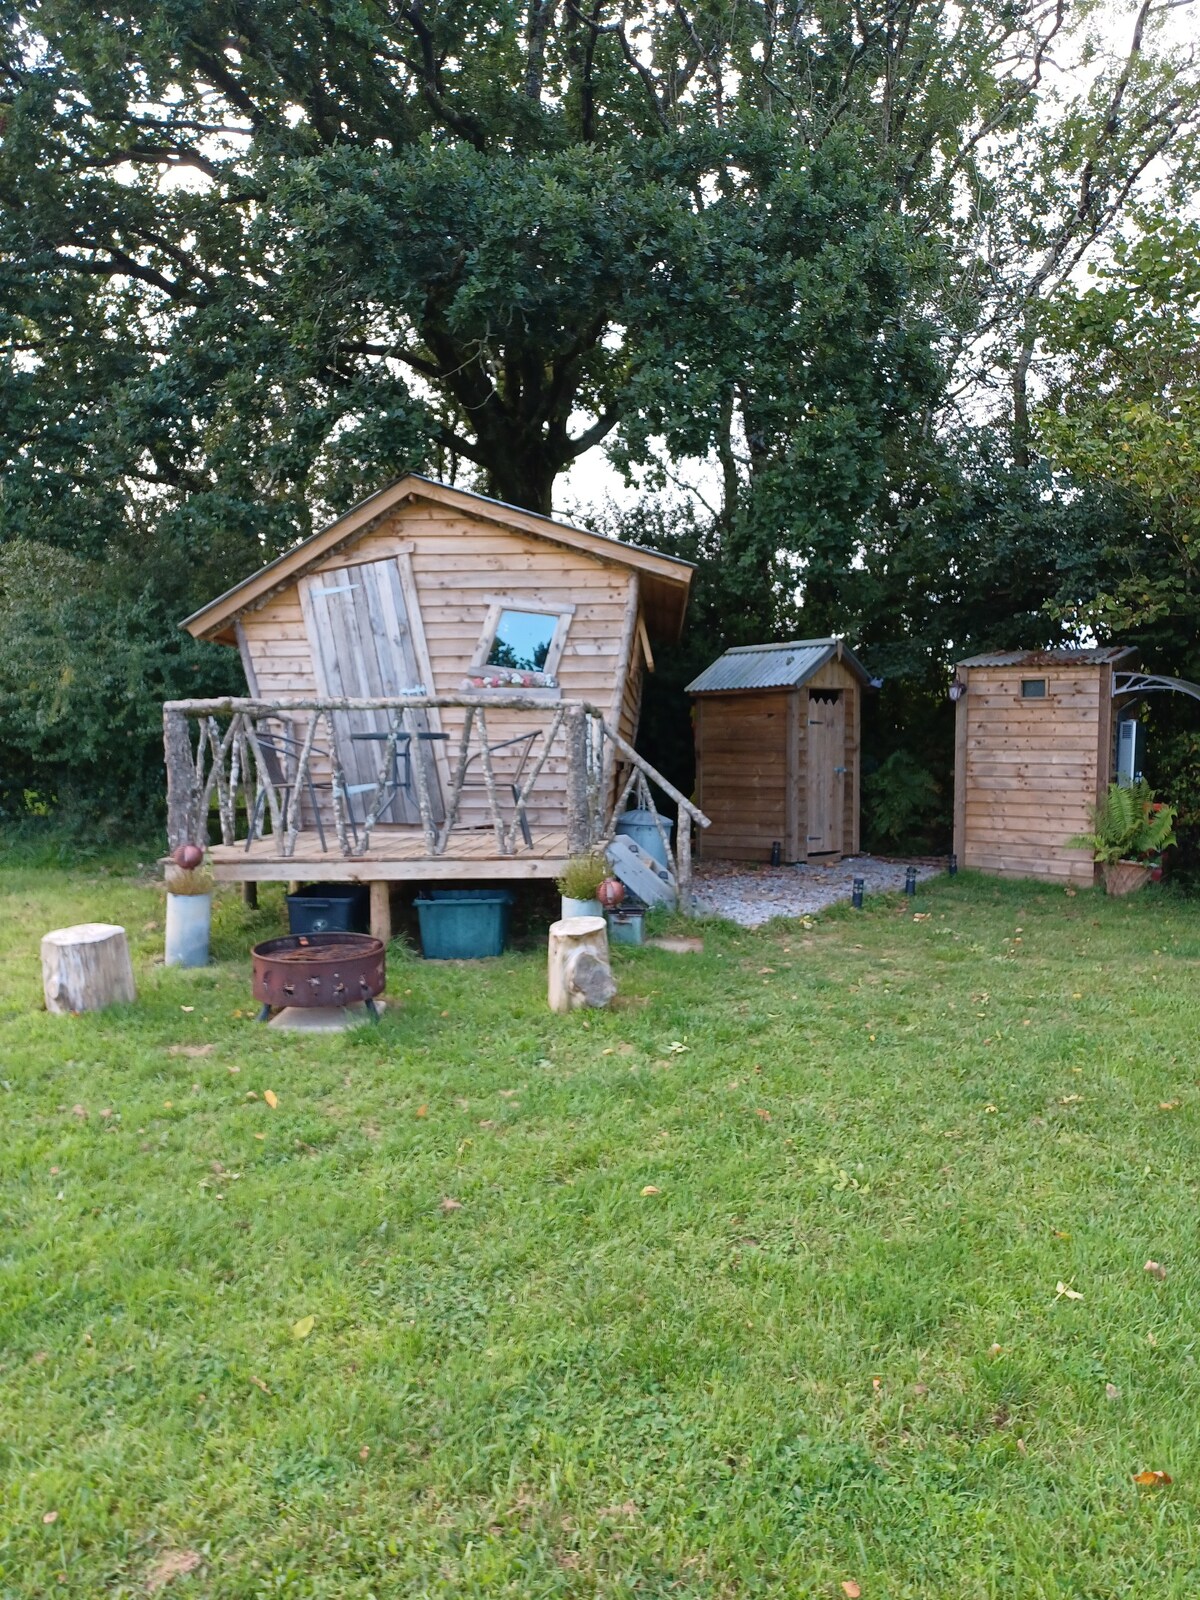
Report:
2,861,1200,1597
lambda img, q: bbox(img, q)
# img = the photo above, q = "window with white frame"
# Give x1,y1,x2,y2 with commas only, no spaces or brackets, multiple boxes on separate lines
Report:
464,599,573,693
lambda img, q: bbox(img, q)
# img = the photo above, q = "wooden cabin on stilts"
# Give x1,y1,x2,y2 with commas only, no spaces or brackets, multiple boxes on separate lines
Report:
163,476,709,933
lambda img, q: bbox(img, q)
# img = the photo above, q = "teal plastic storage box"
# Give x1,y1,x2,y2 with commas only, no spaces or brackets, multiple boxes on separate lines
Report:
415,890,512,959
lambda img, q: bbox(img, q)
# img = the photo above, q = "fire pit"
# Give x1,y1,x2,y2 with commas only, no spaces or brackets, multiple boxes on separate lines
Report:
251,932,385,1022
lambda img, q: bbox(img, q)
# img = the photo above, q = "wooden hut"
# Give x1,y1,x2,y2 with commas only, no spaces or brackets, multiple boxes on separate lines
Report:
687,639,870,863
951,646,1138,883
167,476,704,928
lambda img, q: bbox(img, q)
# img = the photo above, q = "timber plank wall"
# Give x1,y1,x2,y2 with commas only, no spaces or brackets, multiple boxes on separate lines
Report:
235,500,644,833
693,658,861,864
953,662,1116,883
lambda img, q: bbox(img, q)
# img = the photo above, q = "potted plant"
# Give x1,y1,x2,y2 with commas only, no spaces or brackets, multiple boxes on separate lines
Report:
556,854,609,919
1068,780,1176,895
164,844,214,966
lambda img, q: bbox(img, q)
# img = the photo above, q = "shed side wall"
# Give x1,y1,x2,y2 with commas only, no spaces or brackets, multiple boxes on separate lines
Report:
694,691,789,861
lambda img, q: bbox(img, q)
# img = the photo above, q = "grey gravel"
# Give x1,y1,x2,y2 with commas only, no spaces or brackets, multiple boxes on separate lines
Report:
690,855,943,927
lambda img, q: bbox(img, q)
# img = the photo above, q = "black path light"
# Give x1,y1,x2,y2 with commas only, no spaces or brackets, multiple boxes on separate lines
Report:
852,877,865,909
904,866,918,897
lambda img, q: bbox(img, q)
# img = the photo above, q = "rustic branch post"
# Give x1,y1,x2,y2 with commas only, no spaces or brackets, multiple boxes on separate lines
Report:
675,809,692,914
564,706,590,856
164,708,199,851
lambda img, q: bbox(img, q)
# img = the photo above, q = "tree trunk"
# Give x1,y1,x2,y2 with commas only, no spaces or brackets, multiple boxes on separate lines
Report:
548,915,615,1012
41,923,137,1014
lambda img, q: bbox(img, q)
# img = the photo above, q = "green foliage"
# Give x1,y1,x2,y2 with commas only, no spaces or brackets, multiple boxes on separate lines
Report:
1068,780,1177,866
862,750,944,854
0,539,240,832
555,854,609,900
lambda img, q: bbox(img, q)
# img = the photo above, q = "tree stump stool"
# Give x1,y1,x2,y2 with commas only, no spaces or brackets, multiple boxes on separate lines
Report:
548,915,616,1014
41,924,137,1014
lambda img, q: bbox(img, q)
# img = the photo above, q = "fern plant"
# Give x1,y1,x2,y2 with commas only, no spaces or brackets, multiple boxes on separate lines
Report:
1069,781,1177,865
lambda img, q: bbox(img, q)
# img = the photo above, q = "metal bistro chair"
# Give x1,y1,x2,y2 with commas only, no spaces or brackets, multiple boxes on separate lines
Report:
460,729,542,847
244,719,354,854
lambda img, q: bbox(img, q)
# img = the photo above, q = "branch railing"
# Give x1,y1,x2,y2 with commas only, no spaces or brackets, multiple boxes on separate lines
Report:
163,696,710,908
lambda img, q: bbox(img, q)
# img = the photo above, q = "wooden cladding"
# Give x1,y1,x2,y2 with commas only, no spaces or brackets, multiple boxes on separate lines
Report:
954,662,1115,883
693,660,861,864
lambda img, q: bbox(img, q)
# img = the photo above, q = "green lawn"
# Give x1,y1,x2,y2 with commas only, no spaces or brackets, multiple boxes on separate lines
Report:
2,862,1199,1598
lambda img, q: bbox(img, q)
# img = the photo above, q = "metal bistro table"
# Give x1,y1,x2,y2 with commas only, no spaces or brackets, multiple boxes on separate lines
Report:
349,727,449,824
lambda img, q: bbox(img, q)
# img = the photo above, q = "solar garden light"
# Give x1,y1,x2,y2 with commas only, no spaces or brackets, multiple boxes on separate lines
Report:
852,878,865,909
904,866,918,897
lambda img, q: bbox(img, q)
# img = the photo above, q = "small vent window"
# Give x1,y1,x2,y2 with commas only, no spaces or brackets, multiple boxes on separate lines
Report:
1021,678,1047,699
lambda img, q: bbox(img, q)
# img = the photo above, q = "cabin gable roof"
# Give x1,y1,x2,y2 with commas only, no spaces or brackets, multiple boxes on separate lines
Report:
181,475,694,645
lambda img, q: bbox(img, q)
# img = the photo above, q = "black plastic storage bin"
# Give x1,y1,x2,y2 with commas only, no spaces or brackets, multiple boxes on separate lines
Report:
415,888,514,959
286,883,371,936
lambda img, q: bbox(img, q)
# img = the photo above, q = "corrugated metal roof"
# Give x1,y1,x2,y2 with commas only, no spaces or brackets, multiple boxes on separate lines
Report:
958,646,1135,668
686,638,871,694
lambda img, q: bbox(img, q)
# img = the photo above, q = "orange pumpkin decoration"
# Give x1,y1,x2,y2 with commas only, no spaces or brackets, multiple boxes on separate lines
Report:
597,877,626,909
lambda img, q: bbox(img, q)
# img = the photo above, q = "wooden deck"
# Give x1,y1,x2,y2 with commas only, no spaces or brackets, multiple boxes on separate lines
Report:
209,825,571,882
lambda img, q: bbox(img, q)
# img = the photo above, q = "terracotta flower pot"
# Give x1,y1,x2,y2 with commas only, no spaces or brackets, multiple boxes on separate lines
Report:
1103,860,1153,897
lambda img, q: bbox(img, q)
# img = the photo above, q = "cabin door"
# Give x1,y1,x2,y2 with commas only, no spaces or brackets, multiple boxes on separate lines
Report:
806,690,845,855
300,557,444,825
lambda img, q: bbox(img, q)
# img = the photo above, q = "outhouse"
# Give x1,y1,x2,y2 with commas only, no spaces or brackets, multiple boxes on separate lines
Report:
951,646,1139,883
686,639,870,863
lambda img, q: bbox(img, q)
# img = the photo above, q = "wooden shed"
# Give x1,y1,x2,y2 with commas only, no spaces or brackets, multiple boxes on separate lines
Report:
687,639,870,863
171,475,699,914
951,646,1138,883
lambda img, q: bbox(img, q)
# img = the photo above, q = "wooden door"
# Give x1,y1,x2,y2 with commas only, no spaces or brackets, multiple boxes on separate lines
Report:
806,690,845,855
300,557,443,824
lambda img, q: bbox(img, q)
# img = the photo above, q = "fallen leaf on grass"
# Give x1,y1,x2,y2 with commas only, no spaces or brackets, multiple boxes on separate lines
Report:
253,1132,266,1141
754,1108,772,1122
988,1343,1003,1358
70,1104,86,1119
42,1510,58,1525
439,1196,463,1212
1159,1101,1180,1111
180,1005,194,1013
598,1501,639,1519
292,1315,315,1340
641,1185,660,1197
263,1089,279,1109
146,1549,203,1592
168,1044,213,1058
1132,1469,1172,1486
1059,1094,1083,1106
1055,1281,1084,1301
249,1375,272,1395
666,1041,689,1054
359,1445,370,1461
842,1583,862,1598
1145,1260,1167,1281
1106,1383,1121,1400
415,1105,428,1119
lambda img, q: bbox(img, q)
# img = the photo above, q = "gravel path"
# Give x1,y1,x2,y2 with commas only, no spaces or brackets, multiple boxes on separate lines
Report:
690,855,944,927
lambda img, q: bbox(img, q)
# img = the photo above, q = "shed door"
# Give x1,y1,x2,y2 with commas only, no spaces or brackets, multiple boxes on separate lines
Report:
300,558,443,824
807,690,845,854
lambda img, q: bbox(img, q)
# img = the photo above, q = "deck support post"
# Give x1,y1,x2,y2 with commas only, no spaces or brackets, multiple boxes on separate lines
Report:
164,708,198,851
565,707,590,856
242,883,258,909
370,882,392,945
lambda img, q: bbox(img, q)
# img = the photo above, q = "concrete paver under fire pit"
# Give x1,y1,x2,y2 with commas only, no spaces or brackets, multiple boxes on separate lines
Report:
690,856,944,928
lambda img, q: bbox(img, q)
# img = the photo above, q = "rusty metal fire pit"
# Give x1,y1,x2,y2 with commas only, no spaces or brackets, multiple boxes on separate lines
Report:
251,932,385,1022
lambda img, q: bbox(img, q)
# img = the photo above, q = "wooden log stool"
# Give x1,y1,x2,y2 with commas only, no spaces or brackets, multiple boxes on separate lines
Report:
548,915,616,1014
41,924,137,1015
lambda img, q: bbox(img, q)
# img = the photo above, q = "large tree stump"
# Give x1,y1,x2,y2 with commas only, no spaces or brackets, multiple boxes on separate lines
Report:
41,924,137,1014
548,915,616,1014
